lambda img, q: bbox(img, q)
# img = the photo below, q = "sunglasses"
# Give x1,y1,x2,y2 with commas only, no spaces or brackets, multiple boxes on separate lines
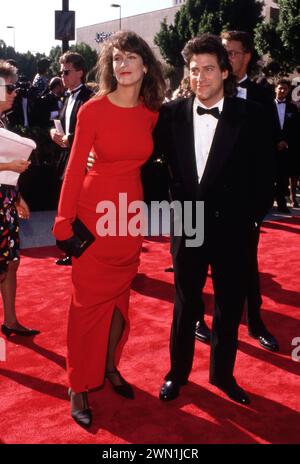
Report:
0,84,17,94
59,69,75,76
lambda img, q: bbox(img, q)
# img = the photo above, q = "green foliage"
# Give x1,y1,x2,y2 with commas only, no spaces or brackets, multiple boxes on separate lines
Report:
0,40,47,80
155,0,263,68
255,0,300,73
0,40,98,81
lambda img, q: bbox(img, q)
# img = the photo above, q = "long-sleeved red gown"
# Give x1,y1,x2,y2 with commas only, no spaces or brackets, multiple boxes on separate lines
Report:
53,95,158,392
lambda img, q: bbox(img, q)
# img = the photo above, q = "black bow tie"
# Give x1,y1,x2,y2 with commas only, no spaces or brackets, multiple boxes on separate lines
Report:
67,86,82,97
237,79,248,89
277,100,286,104
197,106,220,119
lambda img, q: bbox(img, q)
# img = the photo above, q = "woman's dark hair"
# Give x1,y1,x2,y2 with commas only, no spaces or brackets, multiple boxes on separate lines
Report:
181,33,236,97
96,30,166,111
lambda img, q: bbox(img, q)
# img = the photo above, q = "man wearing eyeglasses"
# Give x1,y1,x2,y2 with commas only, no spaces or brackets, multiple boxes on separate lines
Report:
194,31,279,354
50,52,93,266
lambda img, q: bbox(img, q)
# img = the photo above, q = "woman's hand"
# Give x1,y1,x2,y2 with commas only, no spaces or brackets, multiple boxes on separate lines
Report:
0,159,31,173
16,196,30,220
87,152,96,171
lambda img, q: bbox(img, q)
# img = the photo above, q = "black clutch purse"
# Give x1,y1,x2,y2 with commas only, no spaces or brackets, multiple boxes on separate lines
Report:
56,217,95,258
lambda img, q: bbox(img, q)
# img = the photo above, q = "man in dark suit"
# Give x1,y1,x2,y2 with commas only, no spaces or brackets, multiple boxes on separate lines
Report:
156,34,274,405
50,52,93,265
273,79,299,211
34,77,64,129
194,31,279,353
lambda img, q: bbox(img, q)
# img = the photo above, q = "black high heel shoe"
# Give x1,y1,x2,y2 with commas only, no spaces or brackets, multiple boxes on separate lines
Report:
68,388,92,428
106,368,135,399
1,324,40,338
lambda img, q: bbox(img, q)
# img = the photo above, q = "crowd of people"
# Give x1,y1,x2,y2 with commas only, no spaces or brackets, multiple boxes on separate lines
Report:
0,28,299,429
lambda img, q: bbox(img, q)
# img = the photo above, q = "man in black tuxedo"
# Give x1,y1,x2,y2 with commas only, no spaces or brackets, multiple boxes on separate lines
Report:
273,79,299,211
194,31,279,353
34,77,64,129
156,34,274,405
50,52,93,265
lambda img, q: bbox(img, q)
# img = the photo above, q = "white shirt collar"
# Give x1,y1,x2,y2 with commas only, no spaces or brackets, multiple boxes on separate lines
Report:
238,74,248,84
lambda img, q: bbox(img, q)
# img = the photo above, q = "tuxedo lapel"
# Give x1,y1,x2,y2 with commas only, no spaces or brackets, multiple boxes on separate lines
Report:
173,97,198,195
59,98,68,132
197,97,243,198
69,97,81,134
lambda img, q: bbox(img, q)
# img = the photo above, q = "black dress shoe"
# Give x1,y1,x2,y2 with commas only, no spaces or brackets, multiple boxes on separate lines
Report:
277,205,291,214
68,389,92,428
249,329,279,352
1,324,40,338
211,380,250,405
106,369,134,399
159,380,181,401
258,333,279,352
195,320,211,344
56,255,72,266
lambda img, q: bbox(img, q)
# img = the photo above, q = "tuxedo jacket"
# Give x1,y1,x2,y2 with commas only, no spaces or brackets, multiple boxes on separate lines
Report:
153,96,274,255
56,85,93,179
274,100,299,146
240,78,277,140
242,78,274,107
59,85,93,147
31,92,62,128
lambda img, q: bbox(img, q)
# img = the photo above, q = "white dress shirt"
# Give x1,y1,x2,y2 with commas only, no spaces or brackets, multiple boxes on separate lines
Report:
193,97,224,183
65,84,83,136
275,99,286,130
236,74,248,100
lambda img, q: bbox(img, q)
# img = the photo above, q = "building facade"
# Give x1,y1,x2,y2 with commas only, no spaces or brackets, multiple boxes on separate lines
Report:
77,1,280,59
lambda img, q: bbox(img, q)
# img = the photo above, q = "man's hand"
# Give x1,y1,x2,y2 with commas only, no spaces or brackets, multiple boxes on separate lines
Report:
16,196,30,220
50,129,69,148
277,140,288,151
87,152,96,171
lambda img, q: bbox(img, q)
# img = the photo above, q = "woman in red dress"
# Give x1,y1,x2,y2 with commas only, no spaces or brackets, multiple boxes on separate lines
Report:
53,31,165,427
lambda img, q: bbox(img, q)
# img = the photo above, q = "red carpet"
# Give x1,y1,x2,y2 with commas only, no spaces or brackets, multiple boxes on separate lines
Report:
0,216,299,444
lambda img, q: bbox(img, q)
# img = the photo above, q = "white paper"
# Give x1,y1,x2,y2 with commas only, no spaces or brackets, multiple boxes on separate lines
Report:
54,119,65,135
0,128,36,186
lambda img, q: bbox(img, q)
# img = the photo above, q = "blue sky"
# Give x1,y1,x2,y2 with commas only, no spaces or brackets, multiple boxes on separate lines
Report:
0,0,171,54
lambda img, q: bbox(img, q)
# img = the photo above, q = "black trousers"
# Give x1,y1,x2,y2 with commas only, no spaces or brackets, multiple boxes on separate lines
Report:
245,226,263,331
165,232,249,387
197,226,263,332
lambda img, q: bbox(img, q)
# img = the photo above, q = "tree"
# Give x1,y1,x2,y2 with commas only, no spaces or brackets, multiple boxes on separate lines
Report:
255,0,300,73
155,0,263,70
0,39,47,80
